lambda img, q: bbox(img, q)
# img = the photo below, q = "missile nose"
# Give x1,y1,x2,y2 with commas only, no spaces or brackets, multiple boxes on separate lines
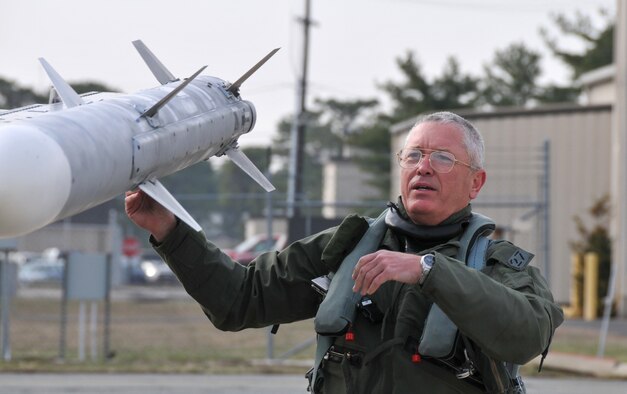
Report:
0,125,72,238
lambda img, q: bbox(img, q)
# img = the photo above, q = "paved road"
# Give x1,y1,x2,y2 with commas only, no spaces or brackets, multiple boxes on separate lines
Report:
0,374,625,393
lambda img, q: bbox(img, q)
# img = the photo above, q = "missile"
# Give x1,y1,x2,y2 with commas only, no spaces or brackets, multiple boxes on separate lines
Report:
0,40,279,238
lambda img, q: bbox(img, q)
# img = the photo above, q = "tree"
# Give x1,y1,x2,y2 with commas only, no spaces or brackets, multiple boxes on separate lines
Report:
347,122,391,196
70,81,120,94
480,43,542,107
541,9,614,80
216,146,273,238
314,97,378,159
431,57,480,109
273,110,340,160
0,77,120,110
536,84,580,104
160,160,219,230
378,51,434,122
0,77,46,108
272,110,336,207
379,52,479,123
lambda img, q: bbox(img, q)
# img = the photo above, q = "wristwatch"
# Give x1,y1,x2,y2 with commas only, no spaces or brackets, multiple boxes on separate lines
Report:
419,253,435,285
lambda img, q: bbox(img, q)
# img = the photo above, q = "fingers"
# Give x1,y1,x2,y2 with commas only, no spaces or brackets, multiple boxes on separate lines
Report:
124,189,158,222
352,251,423,295
352,251,387,295
123,189,176,240
125,189,158,216
361,263,387,295
351,254,370,292
124,190,145,217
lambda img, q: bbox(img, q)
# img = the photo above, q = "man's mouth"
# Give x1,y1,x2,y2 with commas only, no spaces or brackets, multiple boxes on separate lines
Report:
412,183,436,191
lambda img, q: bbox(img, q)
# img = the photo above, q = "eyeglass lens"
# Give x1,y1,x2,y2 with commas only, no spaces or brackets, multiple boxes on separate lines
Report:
400,149,456,173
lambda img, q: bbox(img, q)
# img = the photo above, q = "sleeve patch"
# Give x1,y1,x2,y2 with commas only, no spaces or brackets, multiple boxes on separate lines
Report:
506,249,534,271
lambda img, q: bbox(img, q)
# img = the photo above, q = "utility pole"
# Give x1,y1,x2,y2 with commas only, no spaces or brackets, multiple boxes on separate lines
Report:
287,0,313,218
611,0,627,316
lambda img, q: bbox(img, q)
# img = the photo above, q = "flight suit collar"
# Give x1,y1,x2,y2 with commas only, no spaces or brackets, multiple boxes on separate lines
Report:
386,198,472,248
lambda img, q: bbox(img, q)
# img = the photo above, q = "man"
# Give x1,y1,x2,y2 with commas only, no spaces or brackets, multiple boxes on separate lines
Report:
126,111,563,393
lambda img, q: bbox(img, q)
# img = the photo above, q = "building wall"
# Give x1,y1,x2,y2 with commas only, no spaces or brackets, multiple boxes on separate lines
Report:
391,105,613,304
578,64,614,105
322,159,381,218
585,82,614,104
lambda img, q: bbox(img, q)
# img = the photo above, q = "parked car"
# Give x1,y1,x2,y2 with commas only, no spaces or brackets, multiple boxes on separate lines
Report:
18,259,64,284
224,233,287,265
129,257,178,284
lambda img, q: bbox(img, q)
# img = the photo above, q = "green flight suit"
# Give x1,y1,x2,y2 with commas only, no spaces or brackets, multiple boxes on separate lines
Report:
152,203,563,394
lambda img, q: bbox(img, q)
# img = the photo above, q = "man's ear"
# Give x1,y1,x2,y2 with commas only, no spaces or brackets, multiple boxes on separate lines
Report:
469,169,486,200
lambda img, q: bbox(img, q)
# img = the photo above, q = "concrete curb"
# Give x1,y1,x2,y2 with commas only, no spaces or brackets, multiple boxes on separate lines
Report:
529,352,627,379
252,353,627,380
251,359,314,368
255,355,627,380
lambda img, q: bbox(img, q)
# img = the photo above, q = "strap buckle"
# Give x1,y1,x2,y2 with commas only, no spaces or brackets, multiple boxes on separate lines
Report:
455,349,476,379
324,345,363,367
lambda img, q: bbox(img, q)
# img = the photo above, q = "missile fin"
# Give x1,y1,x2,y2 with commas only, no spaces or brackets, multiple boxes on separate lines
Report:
138,179,202,232
132,40,178,85
225,148,275,192
140,65,207,119
227,48,280,96
38,58,85,108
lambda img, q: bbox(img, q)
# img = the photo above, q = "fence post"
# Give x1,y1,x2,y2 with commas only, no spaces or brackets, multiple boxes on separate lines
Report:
583,252,599,321
541,140,551,284
567,253,584,317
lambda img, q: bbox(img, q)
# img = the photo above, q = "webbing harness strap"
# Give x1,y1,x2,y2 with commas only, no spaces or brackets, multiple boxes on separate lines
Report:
310,209,388,393
310,334,333,393
419,214,495,358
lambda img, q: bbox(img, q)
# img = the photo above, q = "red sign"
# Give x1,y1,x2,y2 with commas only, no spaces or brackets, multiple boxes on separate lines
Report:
122,236,141,257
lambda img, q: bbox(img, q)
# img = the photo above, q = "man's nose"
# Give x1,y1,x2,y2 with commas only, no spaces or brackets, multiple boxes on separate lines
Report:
416,154,433,174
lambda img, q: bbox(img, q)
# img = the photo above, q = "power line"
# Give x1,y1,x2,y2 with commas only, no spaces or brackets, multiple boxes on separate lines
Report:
389,0,613,14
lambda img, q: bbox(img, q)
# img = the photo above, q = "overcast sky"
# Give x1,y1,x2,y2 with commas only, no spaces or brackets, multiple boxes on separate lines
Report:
0,0,614,146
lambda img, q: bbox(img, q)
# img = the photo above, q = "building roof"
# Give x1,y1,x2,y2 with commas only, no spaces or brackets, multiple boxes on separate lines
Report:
390,103,612,135
577,64,615,88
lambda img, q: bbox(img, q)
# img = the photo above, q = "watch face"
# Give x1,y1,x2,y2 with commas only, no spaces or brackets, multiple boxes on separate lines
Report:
423,254,435,267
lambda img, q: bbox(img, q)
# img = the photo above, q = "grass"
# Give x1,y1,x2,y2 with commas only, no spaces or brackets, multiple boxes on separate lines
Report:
1,287,316,374
550,323,627,363
2,285,627,375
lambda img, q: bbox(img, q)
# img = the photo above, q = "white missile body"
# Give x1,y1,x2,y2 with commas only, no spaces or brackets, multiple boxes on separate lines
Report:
0,40,277,238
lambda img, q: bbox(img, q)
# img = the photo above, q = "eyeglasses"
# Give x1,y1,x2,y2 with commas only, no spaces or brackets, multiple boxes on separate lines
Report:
396,148,476,173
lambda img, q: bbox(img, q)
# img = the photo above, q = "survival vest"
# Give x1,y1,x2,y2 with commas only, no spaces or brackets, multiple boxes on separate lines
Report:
307,209,527,394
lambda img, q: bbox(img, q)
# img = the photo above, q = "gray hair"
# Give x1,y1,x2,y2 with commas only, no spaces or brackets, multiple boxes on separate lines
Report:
405,111,485,169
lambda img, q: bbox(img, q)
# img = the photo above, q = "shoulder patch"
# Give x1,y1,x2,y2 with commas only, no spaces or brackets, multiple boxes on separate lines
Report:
487,240,534,271
505,249,534,271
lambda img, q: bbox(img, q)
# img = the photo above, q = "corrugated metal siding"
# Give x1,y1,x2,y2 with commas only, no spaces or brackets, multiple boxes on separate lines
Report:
390,105,612,303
